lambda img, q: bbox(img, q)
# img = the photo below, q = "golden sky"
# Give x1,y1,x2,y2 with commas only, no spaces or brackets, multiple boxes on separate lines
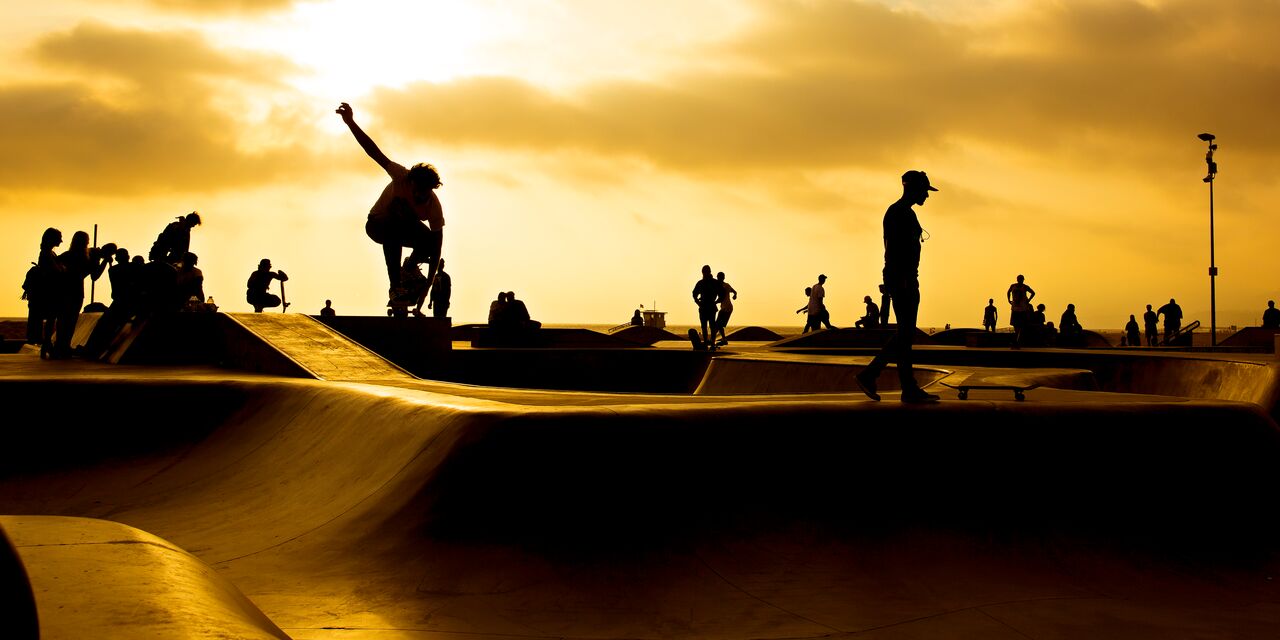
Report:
3,0,1279,329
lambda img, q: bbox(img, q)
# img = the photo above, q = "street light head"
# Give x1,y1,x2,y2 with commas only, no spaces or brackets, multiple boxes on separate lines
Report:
1198,132,1216,141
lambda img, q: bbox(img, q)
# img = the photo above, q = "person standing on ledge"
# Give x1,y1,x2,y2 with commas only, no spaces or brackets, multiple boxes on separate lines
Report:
336,102,444,305
1143,304,1158,346
692,265,722,345
428,259,452,320
856,170,940,403
983,298,998,332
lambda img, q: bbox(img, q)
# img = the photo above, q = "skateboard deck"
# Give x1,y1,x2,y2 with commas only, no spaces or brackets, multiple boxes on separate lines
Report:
941,378,1039,401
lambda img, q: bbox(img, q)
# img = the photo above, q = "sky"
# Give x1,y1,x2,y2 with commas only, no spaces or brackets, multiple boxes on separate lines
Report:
3,0,1279,329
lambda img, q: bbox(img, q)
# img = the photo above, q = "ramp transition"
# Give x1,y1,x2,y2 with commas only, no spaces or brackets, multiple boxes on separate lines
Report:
221,313,415,382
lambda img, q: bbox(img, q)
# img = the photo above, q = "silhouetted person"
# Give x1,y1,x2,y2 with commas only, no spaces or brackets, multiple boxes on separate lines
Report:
175,252,205,309
148,211,201,265
1125,314,1141,347
399,259,430,316
1157,298,1183,345
630,309,643,327
1059,303,1082,346
488,292,508,325
983,298,997,332
1143,304,1158,346
247,259,288,312
855,295,880,328
337,102,443,304
428,259,451,319
856,170,940,403
52,231,109,358
878,283,891,327
1007,274,1035,349
26,228,62,349
505,291,539,330
81,247,143,360
796,287,817,332
1264,301,1280,329
1043,321,1058,347
320,300,336,317
714,272,737,346
692,265,722,344
811,274,836,329
1029,303,1047,347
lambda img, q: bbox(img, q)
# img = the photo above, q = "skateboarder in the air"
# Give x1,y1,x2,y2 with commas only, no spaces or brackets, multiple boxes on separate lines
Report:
336,102,444,306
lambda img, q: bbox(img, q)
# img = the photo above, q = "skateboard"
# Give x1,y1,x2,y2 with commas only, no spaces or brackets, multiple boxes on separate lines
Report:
941,377,1040,401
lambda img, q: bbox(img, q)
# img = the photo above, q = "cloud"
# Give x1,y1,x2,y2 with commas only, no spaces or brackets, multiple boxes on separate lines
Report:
0,22,333,197
110,0,314,14
365,0,1280,178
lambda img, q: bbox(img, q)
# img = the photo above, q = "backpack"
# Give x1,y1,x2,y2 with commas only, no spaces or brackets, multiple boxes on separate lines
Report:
20,262,38,300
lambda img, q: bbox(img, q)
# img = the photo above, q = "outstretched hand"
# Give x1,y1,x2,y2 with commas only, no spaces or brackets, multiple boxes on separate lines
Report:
277,271,289,282
335,102,354,123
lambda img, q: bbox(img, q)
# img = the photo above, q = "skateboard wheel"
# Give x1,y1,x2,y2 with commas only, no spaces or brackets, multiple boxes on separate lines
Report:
958,389,968,400
1014,390,1025,401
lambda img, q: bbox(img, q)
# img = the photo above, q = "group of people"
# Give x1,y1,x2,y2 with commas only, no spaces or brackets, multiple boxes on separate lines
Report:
994,277,1087,348
24,212,209,360
692,267,737,346
1122,299,1184,347
488,291,539,333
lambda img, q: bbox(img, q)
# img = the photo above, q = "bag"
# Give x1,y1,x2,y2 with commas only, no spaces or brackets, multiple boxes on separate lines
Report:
20,262,38,300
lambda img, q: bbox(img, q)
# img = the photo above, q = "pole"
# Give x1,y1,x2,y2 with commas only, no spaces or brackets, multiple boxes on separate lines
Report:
1209,178,1216,346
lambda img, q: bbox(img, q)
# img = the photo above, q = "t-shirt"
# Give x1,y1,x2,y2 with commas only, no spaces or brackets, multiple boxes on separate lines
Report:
808,283,826,315
430,271,452,301
984,305,997,323
693,278,721,310
369,162,445,230
1144,310,1158,327
246,270,274,293
1157,303,1182,324
1264,307,1280,329
1008,283,1033,312
719,282,736,312
882,199,922,278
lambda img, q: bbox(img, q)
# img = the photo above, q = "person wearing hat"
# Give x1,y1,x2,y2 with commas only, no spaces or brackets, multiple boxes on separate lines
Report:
246,258,288,313
856,170,940,403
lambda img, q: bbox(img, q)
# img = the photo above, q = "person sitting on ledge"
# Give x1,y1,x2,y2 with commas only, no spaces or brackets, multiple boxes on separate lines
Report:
1264,300,1280,329
320,300,336,317
631,309,643,327
854,295,880,329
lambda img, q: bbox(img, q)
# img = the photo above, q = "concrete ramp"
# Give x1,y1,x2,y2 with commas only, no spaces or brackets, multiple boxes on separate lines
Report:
222,313,413,382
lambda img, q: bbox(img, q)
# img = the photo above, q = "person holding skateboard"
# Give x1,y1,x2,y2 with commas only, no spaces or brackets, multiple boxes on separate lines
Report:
246,259,288,312
336,102,444,307
856,170,940,403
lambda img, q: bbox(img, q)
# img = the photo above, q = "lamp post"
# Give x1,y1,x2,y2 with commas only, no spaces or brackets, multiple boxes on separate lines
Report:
1199,132,1218,346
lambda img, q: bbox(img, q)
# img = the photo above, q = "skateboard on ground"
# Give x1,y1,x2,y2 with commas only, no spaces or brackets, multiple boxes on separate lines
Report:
941,376,1039,401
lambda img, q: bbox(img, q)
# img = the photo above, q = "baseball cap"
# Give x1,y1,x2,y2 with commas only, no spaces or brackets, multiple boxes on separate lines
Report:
901,170,939,191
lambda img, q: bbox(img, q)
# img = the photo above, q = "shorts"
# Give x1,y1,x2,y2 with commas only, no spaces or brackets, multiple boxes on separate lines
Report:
1010,310,1030,328
698,306,718,323
716,308,733,327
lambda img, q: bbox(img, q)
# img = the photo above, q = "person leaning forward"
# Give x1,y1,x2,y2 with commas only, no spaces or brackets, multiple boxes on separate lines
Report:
856,170,940,403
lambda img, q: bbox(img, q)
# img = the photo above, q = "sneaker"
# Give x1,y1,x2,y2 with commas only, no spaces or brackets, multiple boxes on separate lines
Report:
901,388,940,404
855,370,881,401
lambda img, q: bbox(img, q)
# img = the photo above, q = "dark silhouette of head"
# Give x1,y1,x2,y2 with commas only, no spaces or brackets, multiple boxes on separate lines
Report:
1170,298,1177,304
805,287,812,296
40,228,62,251
437,259,446,270
131,256,144,266
1016,274,1025,283
114,247,129,263
701,265,712,277
864,295,873,303
900,170,938,205
325,299,332,307
988,298,994,304
69,231,90,257
1067,303,1075,312
717,271,726,282
1147,304,1153,311
408,163,441,191
184,212,202,227
259,259,272,271
1270,300,1276,309
1130,314,1137,321
181,252,198,269
818,274,827,284
506,291,516,300
1037,303,1045,312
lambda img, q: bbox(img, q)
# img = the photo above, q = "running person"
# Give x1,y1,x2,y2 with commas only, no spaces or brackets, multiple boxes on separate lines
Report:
714,271,737,345
337,102,444,304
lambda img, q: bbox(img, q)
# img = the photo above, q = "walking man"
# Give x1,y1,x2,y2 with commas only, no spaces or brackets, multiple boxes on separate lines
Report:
1143,304,1158,346
856,170,940,403
983,298,998,332
692,265,722,345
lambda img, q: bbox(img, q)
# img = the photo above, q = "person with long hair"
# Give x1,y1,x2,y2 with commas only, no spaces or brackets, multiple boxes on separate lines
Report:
26,228,63,352
52,231,110,358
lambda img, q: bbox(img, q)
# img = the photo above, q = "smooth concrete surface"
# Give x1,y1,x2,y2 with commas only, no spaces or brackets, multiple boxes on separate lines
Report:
3,516,289,640
694,353,953,395
4,349,1280,638
6,320,1280,639
0,522,39,640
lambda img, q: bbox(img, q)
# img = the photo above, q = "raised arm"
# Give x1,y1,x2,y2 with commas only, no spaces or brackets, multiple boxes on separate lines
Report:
336,102,393,170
